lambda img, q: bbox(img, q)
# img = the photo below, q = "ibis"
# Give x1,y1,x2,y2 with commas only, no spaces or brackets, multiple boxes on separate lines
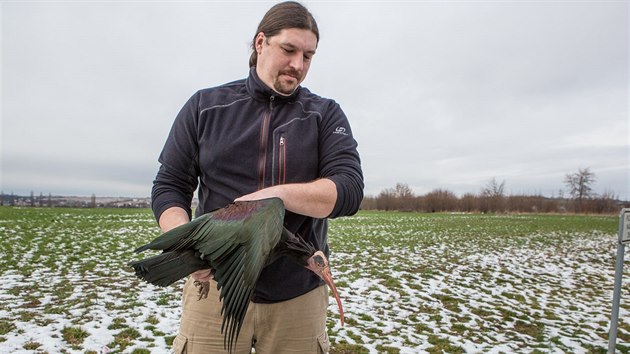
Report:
129,197,344,352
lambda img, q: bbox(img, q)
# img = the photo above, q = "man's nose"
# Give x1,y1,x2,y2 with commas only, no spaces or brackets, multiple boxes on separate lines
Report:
288,53,304,72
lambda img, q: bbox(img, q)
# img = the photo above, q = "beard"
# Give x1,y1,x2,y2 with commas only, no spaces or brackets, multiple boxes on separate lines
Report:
273,70,302,95
273,81,298,95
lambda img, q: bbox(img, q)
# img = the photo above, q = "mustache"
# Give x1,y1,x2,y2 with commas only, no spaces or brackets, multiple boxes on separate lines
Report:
280,69,301,78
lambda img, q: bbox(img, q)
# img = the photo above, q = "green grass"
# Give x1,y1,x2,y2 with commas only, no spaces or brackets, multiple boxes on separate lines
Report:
330,342,370,353
0,320,16,335
62,326,89,348
326,210,623,352
0,207,626,353
109,328,142,351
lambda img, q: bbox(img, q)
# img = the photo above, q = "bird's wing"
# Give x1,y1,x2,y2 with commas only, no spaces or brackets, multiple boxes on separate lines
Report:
129,249,208,287
132,198,285,352
133,213,210,253
187,198,285,351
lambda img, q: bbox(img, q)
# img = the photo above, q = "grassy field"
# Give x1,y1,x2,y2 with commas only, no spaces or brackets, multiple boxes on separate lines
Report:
0,207,628,353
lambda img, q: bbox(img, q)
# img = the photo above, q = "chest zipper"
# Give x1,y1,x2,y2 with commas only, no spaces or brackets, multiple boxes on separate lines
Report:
278,135,287,185
258,96,274,190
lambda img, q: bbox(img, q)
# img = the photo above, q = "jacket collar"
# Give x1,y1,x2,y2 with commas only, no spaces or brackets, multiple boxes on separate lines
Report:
246,66,300,103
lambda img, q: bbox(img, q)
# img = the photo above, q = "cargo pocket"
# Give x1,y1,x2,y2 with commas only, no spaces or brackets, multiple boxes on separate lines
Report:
172,334,188,354
317,332,330,354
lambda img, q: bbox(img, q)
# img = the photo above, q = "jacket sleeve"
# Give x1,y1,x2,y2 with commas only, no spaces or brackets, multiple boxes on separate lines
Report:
151,92,201,222
318,101,364,218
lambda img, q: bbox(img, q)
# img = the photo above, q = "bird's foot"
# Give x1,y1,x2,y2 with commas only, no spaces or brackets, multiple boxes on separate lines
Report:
193,280,210,300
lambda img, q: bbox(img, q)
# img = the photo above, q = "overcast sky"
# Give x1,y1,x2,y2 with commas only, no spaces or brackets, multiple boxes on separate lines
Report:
2,0,628,201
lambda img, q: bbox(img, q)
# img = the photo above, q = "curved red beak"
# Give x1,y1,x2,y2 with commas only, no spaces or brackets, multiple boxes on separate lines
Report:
305,251,344,326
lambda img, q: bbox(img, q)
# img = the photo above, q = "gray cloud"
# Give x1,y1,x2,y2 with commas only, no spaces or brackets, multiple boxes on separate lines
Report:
2,1,627,200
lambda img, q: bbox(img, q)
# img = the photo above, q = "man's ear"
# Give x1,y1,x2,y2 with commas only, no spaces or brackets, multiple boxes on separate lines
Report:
255,32,266,54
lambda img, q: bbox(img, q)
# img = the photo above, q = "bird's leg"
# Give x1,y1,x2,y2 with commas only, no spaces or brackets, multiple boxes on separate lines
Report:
193,280,210,300
190,268,213,300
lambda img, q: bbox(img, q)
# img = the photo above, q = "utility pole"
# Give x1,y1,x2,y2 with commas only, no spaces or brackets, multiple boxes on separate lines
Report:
608,209,630,353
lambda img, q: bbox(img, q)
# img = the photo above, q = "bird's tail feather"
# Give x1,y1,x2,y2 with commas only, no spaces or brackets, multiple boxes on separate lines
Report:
129,249,208,287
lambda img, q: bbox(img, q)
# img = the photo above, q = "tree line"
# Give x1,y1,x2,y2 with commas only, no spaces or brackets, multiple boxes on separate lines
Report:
361,168,627,214
0,192,151,209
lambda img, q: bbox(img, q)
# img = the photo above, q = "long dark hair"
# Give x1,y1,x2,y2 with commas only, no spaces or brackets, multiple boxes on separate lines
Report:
249,1,319,67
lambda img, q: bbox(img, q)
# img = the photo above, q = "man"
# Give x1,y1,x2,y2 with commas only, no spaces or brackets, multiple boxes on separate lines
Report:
151,2,363,353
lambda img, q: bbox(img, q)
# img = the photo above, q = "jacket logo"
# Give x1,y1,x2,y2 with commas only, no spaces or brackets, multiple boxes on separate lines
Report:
333,126,348,136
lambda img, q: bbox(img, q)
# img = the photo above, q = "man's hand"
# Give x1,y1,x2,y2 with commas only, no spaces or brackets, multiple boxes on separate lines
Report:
234,179,337,219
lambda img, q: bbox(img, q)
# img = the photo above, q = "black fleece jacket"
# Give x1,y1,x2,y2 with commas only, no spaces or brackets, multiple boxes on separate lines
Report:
151,67,364,302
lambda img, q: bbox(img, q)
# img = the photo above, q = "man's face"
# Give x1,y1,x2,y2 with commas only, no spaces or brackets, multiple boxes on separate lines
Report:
255,28,318,96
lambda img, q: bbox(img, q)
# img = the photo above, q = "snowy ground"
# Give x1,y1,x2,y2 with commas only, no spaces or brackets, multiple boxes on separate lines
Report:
0,208,628,353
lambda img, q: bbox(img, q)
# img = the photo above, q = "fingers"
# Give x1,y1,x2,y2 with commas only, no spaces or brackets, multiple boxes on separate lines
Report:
234,186,282,203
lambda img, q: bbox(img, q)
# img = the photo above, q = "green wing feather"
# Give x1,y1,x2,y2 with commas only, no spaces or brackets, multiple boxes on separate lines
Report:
130,197,285,352
129,249,207,287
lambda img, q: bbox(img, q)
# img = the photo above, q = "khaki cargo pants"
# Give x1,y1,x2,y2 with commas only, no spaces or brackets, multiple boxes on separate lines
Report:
172,278,330,354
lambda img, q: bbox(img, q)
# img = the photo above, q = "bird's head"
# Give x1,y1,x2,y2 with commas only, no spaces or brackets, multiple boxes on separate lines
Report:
305,250,344,326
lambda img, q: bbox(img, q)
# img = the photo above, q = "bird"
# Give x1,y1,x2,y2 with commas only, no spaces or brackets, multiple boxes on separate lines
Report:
129,197,344,352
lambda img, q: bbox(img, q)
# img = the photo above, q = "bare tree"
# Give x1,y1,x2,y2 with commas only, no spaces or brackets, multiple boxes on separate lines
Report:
564,167,596,201
376,188,396,211
360,196,377,210
393,183,416,211
424,189,457,212
564,167,597,213
480,178,506,213
481,177,506,197
394,183,414,199
459,193,478,212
